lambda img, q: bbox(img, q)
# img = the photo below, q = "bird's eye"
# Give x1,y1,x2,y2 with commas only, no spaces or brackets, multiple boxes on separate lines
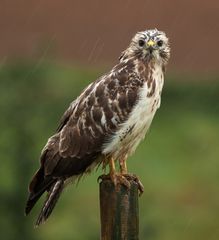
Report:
157,40,163,47
138,39,145,47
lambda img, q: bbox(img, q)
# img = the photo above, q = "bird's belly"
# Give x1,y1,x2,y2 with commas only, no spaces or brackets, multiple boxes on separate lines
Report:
115,109,154,159
103,82,161,160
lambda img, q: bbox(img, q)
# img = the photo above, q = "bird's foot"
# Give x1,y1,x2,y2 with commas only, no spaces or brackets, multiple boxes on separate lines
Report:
98,173,144,196
122,173,144,196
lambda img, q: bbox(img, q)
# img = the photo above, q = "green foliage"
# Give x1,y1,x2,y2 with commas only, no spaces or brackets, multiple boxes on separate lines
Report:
0,62,219,240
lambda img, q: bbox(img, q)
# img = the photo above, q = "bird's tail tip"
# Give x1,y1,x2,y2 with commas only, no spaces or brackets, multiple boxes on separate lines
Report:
35,179,64,227
25,192,39,216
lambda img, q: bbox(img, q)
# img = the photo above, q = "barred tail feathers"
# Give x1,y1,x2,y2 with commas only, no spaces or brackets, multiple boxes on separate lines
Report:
35,179,64,227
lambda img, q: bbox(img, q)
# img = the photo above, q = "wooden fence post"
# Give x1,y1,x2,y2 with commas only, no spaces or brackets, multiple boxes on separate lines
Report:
99,176,139,240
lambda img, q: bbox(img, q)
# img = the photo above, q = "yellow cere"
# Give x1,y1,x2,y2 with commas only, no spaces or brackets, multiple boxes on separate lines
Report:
147,40,155,47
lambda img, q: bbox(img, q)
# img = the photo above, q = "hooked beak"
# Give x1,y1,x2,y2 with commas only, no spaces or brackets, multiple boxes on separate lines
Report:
147,39,156,47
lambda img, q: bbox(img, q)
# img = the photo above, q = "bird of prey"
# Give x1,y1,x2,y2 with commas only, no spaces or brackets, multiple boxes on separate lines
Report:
25,29,170,226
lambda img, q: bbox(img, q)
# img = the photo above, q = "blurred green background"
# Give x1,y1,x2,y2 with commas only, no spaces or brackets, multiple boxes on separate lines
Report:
1,0,219,239
0,62,219,240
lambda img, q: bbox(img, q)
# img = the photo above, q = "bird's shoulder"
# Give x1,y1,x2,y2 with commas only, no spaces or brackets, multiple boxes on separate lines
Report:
58,58,147,131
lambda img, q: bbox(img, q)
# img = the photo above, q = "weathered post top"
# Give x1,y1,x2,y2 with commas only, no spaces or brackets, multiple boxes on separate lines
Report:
99,176,139,240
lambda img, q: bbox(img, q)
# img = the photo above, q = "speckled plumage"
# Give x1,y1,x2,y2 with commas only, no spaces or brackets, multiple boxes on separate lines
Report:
25,29,170,226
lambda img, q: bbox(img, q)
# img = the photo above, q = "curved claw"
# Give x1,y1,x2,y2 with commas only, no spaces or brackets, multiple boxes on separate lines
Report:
122,174,144,196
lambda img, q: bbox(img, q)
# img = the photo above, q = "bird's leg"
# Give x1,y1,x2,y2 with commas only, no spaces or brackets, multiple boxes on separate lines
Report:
109,157,117,186
119,158,128,174
98,157,118,185
119,157,144,196
98,157,130,189
98,157,144,195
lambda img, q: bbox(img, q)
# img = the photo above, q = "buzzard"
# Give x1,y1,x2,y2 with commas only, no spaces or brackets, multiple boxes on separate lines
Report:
25,29,170,226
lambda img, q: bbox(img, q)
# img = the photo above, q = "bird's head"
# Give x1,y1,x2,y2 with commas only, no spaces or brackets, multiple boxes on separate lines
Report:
121,29,170,65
